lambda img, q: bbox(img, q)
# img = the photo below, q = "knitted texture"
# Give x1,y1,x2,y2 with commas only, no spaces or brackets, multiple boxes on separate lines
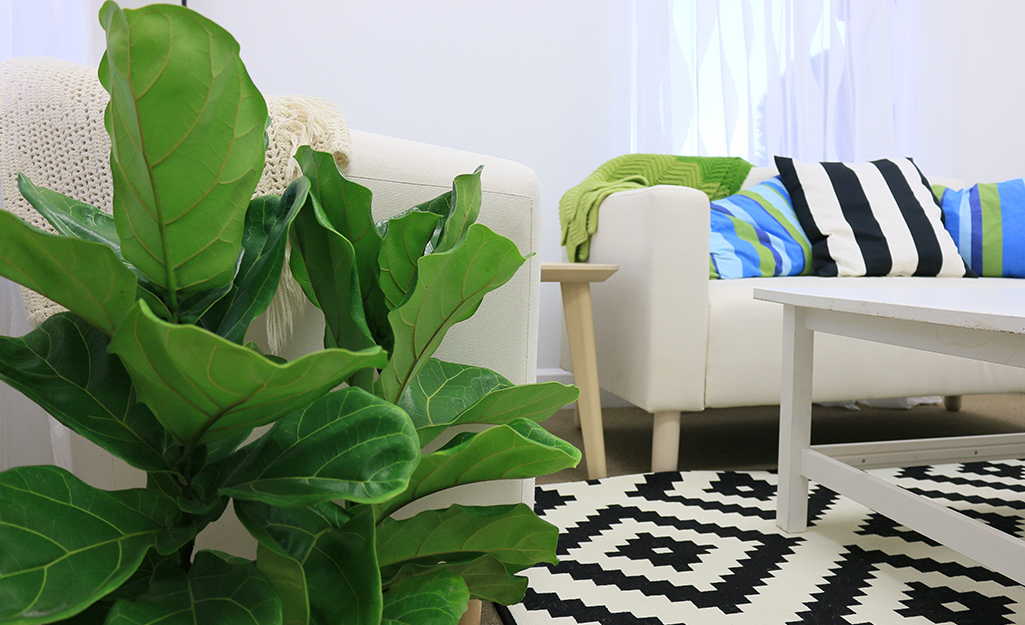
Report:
559,154,753,262
0,57,351,345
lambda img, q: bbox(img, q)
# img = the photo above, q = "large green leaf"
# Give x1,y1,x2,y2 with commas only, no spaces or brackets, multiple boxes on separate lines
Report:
47,551,178,625
107,300,387,446
221,387,419,507
16,175,180,325
398,360,509,445
200,178,309,343
0,313,176,472
98,1,266,300
448,382,578,429
294,147,384,309
374,168,484,314
399,360,577,446
378,420,580,518
378,224,526,403
378,210,441,310
433,168,483,254
109,550,180,605
18,174,120,251
381,570,468,625
234,500,349,558
0,466,188,625
0,211,137,336
304,509,382,625
286,243,319,307
382,554,526,605
377,504,558,583
235,502,381,625
376,168,481,256
290,186,375,369
257,545,309,625
105,551,282,625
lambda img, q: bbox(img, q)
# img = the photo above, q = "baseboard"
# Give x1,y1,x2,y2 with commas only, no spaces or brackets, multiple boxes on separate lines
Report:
535,368,635,409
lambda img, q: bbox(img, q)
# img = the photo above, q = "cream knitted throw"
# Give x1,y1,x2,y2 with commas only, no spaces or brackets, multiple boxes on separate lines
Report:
0,57,351,351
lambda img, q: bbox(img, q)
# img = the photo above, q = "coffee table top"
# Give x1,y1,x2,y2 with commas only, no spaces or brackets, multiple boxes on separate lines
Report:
753,281,1025,335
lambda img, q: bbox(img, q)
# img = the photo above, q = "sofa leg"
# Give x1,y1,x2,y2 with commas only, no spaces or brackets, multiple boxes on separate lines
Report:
651,411,681,473
943,395,962,412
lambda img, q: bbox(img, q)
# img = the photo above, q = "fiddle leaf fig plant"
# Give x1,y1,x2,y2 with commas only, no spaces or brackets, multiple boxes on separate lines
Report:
0,3,580,625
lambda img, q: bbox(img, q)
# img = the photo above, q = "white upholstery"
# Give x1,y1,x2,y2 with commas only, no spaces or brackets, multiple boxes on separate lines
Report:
581,167,1025,469
704,276,1025,407
0,57,541,557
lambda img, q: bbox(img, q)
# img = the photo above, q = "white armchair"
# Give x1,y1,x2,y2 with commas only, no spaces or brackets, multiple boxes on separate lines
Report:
0,57,541,558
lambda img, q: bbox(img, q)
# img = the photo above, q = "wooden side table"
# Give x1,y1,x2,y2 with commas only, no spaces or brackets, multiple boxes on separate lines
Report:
541,262,618,479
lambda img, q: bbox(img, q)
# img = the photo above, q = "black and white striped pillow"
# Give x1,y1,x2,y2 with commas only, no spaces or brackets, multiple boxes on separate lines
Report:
774,156,972,277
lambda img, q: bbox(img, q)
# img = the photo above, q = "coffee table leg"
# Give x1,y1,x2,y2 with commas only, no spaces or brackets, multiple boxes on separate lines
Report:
777,305,814,533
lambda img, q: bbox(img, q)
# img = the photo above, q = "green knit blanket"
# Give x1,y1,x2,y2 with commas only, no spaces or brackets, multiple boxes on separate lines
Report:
559,154,753,262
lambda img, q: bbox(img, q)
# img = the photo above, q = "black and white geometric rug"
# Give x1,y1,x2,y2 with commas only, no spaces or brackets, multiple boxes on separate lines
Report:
498,460,1025,624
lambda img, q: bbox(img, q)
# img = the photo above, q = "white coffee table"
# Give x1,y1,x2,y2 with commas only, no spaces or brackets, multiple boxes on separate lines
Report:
754,283,1025,584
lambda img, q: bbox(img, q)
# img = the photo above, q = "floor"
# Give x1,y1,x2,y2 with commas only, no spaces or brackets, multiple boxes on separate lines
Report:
479,393,1025,624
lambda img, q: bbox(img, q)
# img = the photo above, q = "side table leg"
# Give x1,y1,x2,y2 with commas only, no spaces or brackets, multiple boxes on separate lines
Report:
560,281,608,480
777,305,814,533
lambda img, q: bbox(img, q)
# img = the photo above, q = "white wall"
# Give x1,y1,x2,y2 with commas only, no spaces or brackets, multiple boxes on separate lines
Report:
942,0,1025,184
86,0,634,376
72,0,1025,383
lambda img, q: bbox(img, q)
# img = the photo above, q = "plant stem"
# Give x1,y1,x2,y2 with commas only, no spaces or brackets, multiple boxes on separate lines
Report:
179,538,195,572
176,445,197,571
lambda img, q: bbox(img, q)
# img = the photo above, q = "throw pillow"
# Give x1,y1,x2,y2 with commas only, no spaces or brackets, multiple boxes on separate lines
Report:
774,156,971,277
932,178,1025,277
709,175,812,279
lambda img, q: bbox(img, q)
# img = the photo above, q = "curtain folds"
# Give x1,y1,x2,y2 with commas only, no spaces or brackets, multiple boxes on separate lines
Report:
632,0,918,165
0,0,89,471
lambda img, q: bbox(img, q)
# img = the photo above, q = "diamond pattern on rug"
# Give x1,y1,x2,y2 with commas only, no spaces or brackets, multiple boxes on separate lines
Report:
499,461,1025,625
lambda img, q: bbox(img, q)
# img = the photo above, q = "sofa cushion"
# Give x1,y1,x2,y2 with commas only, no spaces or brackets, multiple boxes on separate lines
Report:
774,156,970,278
709,176,812,279
933,178,1025,278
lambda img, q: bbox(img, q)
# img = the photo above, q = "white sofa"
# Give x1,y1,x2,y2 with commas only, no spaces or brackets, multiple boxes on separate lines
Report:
582,166,1025,472
0,57,541,559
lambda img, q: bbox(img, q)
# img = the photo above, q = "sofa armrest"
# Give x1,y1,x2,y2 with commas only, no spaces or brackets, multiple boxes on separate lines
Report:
584,185,711,412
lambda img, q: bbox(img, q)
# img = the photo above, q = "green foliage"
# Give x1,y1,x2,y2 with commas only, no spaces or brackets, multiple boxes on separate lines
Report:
221,388,419,507
378,224,527,404
0,2,580,624
376,503,559,575
0,313,177,472
108,299,386,446
382,571,469,625
0,466,190,624
98,1,266,304
199,179,310,343
104,551,283,625
0,210,137,335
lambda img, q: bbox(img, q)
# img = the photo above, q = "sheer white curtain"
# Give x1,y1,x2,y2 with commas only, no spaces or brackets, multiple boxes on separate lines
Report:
0,0,90,471
631,0,918,165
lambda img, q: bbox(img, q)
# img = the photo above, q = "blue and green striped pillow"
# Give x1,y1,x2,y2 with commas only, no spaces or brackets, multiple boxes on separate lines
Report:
709,176,812,279
933,179,1025,277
